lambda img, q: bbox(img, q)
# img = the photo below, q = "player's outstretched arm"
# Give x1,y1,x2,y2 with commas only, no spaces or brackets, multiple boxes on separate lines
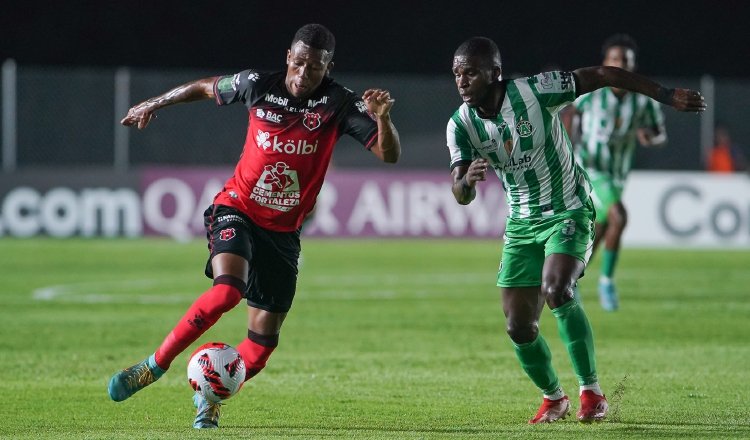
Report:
451,159,487,205
573,66,707,112
363,89,401,163
121,77,218,129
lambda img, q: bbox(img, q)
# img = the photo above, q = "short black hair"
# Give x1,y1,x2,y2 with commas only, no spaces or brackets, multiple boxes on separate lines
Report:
602,33,639,58
292,24,336,54
454,37,502,69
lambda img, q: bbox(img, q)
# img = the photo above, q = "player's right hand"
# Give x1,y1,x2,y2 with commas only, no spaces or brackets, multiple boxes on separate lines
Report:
121,102,157,129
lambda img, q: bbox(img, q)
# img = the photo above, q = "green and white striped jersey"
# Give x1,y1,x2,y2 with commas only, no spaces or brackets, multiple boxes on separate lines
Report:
573,88,665,182
447,71,591,219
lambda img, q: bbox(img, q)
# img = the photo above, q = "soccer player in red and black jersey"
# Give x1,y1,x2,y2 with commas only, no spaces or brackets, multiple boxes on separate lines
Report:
107,24,401,428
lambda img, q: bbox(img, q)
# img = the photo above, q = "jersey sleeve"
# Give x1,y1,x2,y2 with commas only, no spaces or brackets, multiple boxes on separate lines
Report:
341,95,379,149
213,69,261,106
529,71,577,114
447,112,475,170
573,91,592,112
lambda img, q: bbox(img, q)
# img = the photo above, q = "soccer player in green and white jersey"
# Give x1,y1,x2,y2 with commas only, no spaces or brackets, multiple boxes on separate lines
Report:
446,37,704,424
569,34,666,311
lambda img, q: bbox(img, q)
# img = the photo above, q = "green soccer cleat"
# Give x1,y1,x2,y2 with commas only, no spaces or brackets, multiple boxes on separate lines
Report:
193,393,222,429
107,354,165,402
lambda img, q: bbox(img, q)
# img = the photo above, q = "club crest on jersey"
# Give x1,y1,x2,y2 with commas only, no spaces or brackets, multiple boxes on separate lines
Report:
302,111,322,131
248,72,259,82
219,228,236,241
516,118,533,138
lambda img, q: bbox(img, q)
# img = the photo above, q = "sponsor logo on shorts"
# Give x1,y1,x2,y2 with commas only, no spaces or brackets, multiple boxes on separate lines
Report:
219,228,236,241
216,214,248,226
561,219,576,236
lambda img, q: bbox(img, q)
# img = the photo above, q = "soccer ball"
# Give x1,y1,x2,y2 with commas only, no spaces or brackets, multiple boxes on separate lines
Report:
187,342,246,402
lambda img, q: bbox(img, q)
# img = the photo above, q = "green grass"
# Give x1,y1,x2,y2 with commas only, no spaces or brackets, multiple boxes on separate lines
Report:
1,238,749,439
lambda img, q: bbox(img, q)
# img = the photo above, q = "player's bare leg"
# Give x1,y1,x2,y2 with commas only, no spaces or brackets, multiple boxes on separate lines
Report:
599,203,627,311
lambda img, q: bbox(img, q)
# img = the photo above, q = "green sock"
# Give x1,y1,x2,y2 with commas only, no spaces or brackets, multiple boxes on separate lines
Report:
552,300,598,385
601,249,619,278
513,335,560,395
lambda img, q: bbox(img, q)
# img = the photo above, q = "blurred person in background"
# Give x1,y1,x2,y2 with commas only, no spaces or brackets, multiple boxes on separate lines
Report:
107,23,400,429
707,122,747,173
565,34,667,311
447,37,704,424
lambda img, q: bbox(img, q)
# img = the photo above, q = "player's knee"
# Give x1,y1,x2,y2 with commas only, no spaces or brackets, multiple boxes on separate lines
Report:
506,321,539,344
611,205,628,230
207,275,246,312
541,280,572,308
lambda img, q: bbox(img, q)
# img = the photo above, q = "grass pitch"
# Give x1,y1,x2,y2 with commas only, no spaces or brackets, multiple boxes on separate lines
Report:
1,238,749,439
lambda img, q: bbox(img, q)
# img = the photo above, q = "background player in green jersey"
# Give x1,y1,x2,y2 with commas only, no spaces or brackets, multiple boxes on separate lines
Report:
567,34,667,311
447,37,704,424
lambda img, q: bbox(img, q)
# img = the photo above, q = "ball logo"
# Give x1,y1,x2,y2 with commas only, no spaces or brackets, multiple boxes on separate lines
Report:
195,352,232,399
224,355,243,379
219,228,236,241
303,111,322,131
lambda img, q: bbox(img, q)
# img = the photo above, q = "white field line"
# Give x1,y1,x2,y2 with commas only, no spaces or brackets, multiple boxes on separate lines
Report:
31,273,494,304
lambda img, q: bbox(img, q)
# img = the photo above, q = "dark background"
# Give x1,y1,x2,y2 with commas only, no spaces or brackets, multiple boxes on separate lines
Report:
2,0,748,171
2,0,749,78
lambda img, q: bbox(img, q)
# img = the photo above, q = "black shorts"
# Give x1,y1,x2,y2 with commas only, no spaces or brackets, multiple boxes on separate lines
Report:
204,204,301,313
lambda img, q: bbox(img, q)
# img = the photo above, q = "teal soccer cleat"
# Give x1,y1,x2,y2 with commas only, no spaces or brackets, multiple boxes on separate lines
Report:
193,393,222,429
598,278,619,311
108,354,165,402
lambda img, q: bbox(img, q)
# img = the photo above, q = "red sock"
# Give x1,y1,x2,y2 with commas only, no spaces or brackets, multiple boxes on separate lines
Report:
154,276,244,369
236,330,278,381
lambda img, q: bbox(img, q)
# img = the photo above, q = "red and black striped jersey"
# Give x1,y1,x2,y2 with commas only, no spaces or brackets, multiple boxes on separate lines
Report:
212,70,378,231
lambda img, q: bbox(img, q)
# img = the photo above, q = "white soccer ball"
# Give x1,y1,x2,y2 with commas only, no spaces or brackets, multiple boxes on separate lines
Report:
187,342,246,402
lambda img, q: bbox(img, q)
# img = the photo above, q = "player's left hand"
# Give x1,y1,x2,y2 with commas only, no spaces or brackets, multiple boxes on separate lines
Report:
637,127,655,145
670,88,707,113
362,89,395,117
